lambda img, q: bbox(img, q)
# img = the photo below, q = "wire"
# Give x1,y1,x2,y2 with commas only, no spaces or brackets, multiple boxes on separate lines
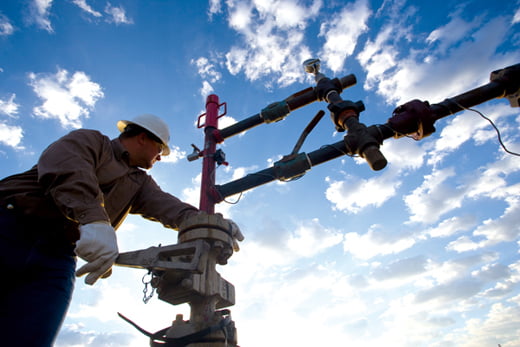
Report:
452,100,520,157
380,123,418,140
223,192,242,205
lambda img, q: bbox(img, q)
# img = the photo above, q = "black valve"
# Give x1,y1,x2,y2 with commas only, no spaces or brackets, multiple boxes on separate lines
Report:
214,149,228,166
327,100,365,132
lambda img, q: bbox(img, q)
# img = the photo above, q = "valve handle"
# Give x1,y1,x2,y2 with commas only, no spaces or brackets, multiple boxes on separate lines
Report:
363,146,387,171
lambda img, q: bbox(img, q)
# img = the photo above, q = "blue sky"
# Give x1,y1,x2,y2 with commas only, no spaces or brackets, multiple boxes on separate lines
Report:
1,0,519,346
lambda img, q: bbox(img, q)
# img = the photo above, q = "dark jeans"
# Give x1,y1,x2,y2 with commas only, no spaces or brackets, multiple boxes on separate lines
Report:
0,207,76,347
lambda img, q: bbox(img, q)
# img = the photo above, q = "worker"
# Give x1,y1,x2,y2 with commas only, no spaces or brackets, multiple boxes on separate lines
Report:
0,113,243,346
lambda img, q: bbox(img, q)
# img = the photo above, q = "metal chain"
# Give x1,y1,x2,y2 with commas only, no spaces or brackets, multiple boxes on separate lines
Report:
142,270,156,304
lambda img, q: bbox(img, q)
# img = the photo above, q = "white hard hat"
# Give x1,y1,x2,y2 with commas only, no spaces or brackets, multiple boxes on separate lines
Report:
117,114,171,156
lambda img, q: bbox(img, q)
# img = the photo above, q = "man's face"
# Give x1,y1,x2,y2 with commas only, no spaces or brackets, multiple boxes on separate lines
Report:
132,134,164,169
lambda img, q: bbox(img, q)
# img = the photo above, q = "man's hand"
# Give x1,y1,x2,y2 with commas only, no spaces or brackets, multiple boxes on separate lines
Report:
75,221,119,285
212,213,244,251
226,217,245,252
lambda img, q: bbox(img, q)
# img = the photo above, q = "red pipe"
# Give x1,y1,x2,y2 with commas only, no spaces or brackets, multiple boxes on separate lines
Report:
199,94,221,213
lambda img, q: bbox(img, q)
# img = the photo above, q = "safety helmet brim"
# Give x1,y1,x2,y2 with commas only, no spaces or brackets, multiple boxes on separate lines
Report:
117,115,171,156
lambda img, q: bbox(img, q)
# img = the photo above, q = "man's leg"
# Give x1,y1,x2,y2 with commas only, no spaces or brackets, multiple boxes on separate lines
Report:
0,209,76,346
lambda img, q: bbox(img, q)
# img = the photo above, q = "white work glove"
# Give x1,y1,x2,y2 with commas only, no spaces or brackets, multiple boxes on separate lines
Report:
75,221,119,285
215,213,244,251
228,219,244,252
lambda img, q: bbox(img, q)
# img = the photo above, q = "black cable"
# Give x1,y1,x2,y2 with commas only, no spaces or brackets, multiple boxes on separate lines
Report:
452,100,520,157
223,191,242,205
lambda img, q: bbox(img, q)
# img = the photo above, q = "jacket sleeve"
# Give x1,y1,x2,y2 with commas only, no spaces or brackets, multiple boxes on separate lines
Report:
37,129,111,225
130,175,199,230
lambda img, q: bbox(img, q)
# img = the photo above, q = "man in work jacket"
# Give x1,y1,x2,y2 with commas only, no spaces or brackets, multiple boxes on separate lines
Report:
0,113,243,346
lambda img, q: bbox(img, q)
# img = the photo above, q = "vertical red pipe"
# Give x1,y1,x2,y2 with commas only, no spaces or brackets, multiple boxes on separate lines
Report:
199,94,220,213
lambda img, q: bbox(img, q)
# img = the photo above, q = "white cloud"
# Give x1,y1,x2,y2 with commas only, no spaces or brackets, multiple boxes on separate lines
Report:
473,197,520,245
159,145,186,164
454,301,520,347
446,196,520,252
217,115,237,129
105,3,133,25
427,254,497,286
318,0,371,73
427,103,518,166
325,171,401,213
513,7,520,24
29,0,54,32
0,122,24,149
372,255,428,281
182,172,202,208
0,14,14,36
192,57,222,83
446,235,481,253
426,11,480,54
200,80,214,99
228,1,252,31
72,0,102,17
425,215,476,238
0,94,19,117
286,218,343,257
208,0,222,19
357,8,518,105
439,152,520,252
28,68,104,129
224,0,320,87
343,224,416,259
0,94,23,149
382,138,426,170
465,155,520,200
404,167,464,224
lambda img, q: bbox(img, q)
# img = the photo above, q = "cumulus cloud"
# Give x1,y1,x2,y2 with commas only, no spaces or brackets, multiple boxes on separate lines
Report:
0,13,14,36
55,323,135,347
323,137,425,219
427,103,518,166
199,80,214,99
28,0,54,32
440,151,520,252
415,278,483,304
0,94,19,117
372,255,428,281
159,145,186,164
426,10,481,55
192,57,222,84
72,0,102,17
425,215,476,238
515,7,520,24
208,0,222,19
318,0,371,73
381,138,426,170
404,167,464,224
448,196,520,252
456,301,520,347
0,94,23,149
72,0,133,25
224,0,320,87
413,253,512,306
286,218,343,257
343,224,416,259
0,123,24,149
357,4,518,105
325,171,401,213
105,3,133,25
28,68,104,128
